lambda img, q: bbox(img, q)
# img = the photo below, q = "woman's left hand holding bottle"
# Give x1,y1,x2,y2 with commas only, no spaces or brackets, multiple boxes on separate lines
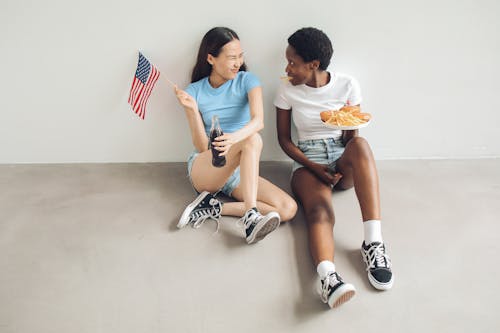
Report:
212,132,240,156
214,132,247,156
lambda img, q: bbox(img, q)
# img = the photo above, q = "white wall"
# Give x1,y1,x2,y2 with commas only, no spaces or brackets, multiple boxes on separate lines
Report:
1,0,499,163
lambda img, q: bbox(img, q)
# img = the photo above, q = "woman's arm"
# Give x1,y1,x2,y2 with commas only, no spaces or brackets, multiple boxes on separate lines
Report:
214,86,264,156
174,86,208,152
234,86,265,140
276,107,313,169
276,107,336,185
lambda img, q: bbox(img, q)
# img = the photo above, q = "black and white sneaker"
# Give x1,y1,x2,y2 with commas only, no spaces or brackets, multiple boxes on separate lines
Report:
317,272,356,308
361,241,394,290
177,191,222,230
238,208,280,244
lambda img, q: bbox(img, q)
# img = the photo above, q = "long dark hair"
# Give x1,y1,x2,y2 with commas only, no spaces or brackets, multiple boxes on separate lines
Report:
191,27,247,83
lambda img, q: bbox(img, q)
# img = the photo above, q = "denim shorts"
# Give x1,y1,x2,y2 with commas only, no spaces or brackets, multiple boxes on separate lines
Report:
187,151,240,197
292,137,345,173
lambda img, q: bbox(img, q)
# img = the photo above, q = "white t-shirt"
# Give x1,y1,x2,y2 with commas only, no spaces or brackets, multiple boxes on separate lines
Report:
274,72,362,141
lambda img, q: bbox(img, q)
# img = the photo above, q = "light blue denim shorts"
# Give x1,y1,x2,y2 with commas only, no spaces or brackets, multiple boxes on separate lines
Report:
292,137,345,173
187,151,240,197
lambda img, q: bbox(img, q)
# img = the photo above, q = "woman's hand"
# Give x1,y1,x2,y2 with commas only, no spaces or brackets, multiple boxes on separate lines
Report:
174,86,198,111
211,132,240,156
309,163,343,187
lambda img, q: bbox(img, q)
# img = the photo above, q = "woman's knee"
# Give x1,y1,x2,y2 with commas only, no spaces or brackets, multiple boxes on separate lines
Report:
346,136,372,156
242,133,263,151
304,203,334,225
277,195,298,222
341,137,375,168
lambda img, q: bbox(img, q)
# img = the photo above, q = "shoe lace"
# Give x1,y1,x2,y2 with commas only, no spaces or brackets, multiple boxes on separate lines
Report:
364,243,391,270
321,272,340,303
191,198,223,232
237,209,260,229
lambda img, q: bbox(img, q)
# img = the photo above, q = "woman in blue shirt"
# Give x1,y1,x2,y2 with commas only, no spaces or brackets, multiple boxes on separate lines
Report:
174,27,297,244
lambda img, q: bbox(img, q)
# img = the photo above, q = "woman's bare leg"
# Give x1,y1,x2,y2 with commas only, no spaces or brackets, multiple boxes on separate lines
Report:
291,167,338,265
335,137,394,290
190,133,265,213
236,133,261,210
226,176,297,221
335,136,380,221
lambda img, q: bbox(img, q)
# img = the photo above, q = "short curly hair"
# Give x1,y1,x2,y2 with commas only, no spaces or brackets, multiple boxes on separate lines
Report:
288,27,333,70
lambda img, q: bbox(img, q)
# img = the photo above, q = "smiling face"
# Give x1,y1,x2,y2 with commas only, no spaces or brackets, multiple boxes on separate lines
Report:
208,39,244,87
285,45,317,86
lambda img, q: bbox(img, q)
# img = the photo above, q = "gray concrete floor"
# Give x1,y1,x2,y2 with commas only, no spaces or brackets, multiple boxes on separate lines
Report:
0,160,499,332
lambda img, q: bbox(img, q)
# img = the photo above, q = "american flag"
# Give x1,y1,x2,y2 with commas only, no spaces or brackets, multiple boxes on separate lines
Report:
128,52,160,119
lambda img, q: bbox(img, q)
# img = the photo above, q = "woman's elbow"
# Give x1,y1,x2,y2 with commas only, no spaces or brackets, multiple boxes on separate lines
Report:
256,120,264,132
194,145,205,153
194,140,208,153
277,137,284,150
277,136,289,150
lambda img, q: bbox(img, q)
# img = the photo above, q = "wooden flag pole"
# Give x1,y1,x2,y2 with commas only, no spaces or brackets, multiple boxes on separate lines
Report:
163,75,176,88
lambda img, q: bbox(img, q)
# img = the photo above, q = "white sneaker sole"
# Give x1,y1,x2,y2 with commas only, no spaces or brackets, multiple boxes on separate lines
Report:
177,191,210,229
327,283,356,308
246,212,280,244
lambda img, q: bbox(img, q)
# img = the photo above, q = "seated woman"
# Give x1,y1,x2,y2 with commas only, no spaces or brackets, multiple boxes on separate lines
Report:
275,27,393,308
175,27,297,244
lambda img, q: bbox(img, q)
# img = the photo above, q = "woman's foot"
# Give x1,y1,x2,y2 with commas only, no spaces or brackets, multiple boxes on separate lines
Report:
317,271,356,308
178,191,222,229
239,208,280,244
361,241,394,290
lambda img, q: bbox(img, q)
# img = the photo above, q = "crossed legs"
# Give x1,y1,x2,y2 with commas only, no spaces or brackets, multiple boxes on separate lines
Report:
190,133,296,221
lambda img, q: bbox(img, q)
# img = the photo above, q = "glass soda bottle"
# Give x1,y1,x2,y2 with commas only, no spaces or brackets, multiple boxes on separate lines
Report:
209,115,226,168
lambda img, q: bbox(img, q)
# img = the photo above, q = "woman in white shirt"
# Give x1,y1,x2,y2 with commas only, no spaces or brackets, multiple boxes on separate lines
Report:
275,27,394,309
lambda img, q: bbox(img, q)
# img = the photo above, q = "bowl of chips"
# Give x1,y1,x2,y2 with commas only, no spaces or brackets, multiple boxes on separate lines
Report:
320,105,372,130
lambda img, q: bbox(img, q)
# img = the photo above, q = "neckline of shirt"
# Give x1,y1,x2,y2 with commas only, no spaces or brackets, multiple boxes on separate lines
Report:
301,71,336,92
204,72,242,95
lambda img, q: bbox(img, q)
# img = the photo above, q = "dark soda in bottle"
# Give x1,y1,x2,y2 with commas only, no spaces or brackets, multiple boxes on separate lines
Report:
209,115,226,168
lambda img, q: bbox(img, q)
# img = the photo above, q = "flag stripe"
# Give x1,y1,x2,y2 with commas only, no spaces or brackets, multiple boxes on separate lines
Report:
132,85,145,111
136,67,159,118
130,78,140,101
128,77,140,104
131,80,143,107
137,67,159,118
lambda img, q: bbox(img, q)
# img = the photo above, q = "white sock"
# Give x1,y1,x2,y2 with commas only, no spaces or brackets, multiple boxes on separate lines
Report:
363,219,383,245
317,260,336,279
